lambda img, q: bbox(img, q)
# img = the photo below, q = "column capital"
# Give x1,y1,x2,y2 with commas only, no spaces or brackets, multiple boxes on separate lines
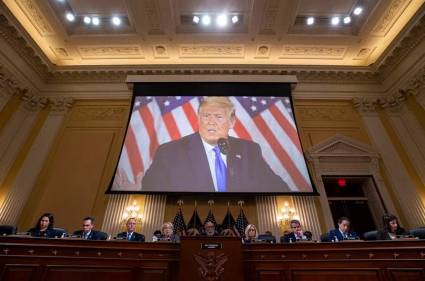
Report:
352,97,379,116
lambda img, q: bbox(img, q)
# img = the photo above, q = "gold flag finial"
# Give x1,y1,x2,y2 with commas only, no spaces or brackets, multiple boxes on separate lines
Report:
207,200,215,207
237,200,245,207
177,200,184,207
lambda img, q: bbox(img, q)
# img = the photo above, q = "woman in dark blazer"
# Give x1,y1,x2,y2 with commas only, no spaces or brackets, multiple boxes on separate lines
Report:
28,213,57,238
376,214,407,240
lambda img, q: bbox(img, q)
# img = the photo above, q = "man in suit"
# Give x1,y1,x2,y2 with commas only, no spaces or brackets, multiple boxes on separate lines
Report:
327,217,358,242
201,221,219,236
73,216,104,240
142,96,290,192
280,219,311,243
117,218,145,242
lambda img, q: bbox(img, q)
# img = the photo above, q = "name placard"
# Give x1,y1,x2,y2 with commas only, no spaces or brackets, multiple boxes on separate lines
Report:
201,243,223,249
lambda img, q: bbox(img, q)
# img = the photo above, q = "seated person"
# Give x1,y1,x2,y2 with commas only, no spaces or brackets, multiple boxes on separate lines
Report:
116,218,145,242
73,216,104,240
157,222,180,243
327,217,358,241
220,228,237,237
186,228,200,236
151,230,162,242
201,221,218,236
28,213,57,238
258,230,277,244
280,219,311,243
376,214,408,240
242,224,258,244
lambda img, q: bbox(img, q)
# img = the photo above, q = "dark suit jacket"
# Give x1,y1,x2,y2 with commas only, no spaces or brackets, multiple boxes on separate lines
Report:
376,227,407,240
117,231,145,242
73,230,104,240
327,229,358,241
142,132,290,192
28,228,58,238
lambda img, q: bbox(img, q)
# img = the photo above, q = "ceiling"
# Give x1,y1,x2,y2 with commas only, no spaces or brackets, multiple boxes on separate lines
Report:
2,0,425,68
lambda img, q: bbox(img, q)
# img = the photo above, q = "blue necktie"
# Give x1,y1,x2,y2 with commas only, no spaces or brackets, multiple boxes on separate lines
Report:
213,146,227,192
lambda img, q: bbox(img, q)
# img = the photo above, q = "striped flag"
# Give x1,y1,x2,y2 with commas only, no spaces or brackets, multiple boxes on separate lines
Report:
112,96,312,192
235,208,249,238
172,207,187,236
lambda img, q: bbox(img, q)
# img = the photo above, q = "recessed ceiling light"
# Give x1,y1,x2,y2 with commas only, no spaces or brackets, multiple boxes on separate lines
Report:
306,17,314,25
343,16,351,24
193,15,200,24
92,17,100,26
231,15,239,24
353,7,363,15
216,14,228,27
65,12,75,22
201,15,211,26
112,16,121,26
83,16,91,24
331,17,340,25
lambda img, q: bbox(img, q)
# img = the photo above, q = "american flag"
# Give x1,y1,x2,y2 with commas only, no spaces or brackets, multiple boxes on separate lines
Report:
112,96,312,192
235,208,249,238
204,209,217,225
172,207,187,235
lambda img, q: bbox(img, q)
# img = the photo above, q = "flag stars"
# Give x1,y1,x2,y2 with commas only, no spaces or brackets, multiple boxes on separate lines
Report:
251,97,257,102
164,100,170,106
251,105,257,111
261,100,267,105
176,96,181,100
134,101,141,107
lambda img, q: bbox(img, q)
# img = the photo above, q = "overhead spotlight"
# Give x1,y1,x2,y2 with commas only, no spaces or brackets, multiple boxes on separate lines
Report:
92,17,100,26
216,14,228,27
353,7,363,15
231,15,239,24
343,16,351,24
83,16,91,24
306,17,314,25
65,12,75,22
201,15,211,26
112,16,121,26
331,17,340,25
193,15,200,24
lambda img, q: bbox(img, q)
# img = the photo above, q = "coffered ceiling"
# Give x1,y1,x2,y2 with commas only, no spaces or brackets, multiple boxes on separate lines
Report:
2,0,425,68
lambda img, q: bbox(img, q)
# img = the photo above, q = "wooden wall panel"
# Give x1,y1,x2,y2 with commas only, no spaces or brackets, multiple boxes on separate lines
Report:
42,266,136,281
388,268,425,281
0,264,38,281
291,270,381,281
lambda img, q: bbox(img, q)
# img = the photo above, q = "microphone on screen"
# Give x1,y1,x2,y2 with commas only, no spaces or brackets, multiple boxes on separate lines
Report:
217,138,230,155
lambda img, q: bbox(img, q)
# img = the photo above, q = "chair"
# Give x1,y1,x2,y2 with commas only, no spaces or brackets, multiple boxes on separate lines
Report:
363,230,378,241
52,228,67,238
0,225,17,236
97,231,108,240
409,228,425,239
320,233,329,242
257,234,276,244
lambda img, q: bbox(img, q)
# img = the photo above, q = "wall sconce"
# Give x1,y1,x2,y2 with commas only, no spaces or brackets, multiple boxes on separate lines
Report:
122,201,143,223
277,201,299,230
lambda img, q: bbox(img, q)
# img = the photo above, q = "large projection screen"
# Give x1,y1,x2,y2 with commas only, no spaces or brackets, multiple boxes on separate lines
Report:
108,81,315,194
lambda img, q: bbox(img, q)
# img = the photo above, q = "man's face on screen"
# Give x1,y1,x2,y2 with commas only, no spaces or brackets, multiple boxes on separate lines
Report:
198,104,235,145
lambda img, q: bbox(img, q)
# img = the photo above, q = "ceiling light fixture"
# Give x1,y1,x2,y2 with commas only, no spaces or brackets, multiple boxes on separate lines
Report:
112,16,121,26
201,15,211,26
65,12,75,22
216,14,228,27
193,15,200,24
343,16,351,24
331,17,340,25
92,17,100,26
353,7,363,15
306,17,314,25
231,15,239,24
83,16,91,24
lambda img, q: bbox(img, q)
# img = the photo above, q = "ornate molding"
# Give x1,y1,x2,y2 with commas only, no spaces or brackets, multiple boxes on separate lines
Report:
0,63,29,97
297,108,354,121
0,14,49,80
15,0,54,36
179,45,245,58
69,107,127,122
372,0,411,36
398,64,425,97
259,0,280,34
78,46,144,59
377,14,425,80
280,46,347,59
194,251,228,281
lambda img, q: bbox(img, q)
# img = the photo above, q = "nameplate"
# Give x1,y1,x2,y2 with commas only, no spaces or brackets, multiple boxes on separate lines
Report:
201,243,222,249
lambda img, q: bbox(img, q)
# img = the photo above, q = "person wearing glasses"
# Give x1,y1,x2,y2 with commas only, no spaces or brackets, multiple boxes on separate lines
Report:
73,217,103,240
280,219,312,243
116,217,145,242
141,96,289,192
242,224,258,243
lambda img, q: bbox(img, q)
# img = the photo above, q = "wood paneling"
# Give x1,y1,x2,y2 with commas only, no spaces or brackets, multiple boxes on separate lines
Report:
0,264,38,281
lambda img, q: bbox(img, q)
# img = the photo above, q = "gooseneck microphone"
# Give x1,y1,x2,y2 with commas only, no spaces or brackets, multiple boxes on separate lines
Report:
217,138,230,155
